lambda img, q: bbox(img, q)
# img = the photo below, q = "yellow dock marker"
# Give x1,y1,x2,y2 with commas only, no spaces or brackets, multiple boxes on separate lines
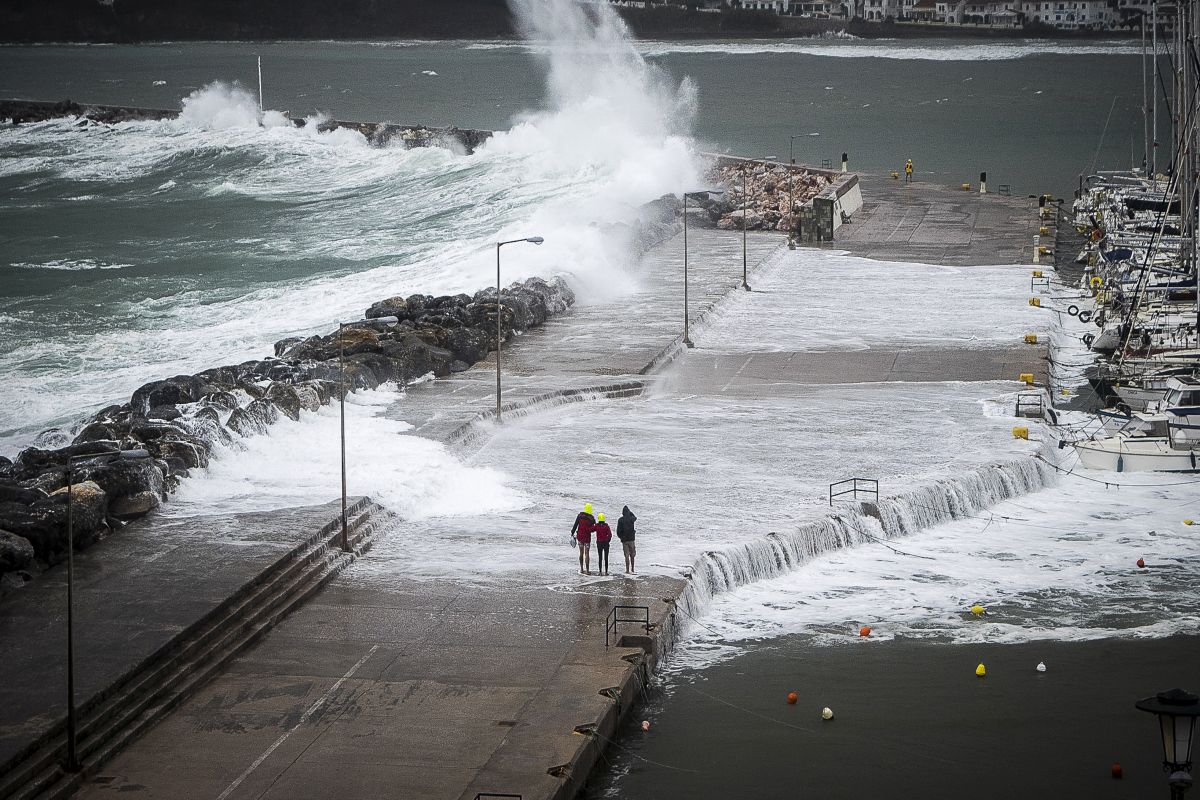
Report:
1019,373,1035,385
1024,334,1038,344
1012,427,1029,440
976,663,987,677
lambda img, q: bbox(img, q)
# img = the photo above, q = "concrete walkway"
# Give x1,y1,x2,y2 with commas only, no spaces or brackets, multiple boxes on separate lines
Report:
0,176,1046,800
834,176,1038,266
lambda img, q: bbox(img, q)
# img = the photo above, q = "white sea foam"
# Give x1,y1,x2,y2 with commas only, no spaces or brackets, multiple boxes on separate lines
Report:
167,386,528,519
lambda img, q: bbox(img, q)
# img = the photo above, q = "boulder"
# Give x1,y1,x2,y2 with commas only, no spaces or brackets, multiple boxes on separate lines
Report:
226,398,279,437
293,383,322,413
0,483,49,506
76,456,165,503
0,529,35,572
274,336,303,358
74,421,120,444
335,327,382,356
147,433,210,471
365,296,410,321
109,490,159,519
265,383,304,421
445,326,490,365
130,374,207,413
199,391,239,413
148,405,182,421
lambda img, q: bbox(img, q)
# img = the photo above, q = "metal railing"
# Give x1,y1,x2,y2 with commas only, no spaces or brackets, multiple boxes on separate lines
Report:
1016,391,1045,419
475,794,523,799
605,605,651,649
829,478,879,506
1030,275,1051,292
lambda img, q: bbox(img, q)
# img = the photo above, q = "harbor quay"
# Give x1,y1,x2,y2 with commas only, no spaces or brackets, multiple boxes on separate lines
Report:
2,175,1057,799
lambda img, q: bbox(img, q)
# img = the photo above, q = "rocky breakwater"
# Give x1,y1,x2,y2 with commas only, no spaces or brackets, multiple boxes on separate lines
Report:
711,161,835,233
0,277,574,597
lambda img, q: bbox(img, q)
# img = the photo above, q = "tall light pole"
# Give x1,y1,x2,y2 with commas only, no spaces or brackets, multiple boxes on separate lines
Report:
338,315,398,552
64,447,151,772
495,236,544,422
681,189,725,348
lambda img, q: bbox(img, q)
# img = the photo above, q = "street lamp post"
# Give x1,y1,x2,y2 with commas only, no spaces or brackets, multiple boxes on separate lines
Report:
1137,688,1200,799
495,237,544,423
681,189,725,348
64,447,151,772
338,315,398,552
739,163,752,291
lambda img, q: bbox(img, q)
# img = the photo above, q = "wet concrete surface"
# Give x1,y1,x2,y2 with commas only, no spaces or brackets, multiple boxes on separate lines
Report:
0,500,360,769
833,175,1039,267
3,176,1050,799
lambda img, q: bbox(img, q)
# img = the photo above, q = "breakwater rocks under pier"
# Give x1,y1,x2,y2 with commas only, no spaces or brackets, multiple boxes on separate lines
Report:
710,160,841,232
0,276,574,595
0,98,493,153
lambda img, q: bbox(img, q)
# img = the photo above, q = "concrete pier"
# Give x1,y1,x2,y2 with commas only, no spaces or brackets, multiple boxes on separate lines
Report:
0,177,1049,800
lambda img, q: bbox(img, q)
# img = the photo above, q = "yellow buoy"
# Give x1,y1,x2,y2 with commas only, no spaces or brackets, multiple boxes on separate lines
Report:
1031,270,1043,278
1185,519,1195,526
970,604,986,616
1019,373,1035,385
891,171,900,179
1039,226,1049,236
1037,246,1052,255
1012,426,1029,440
1028,298,1042,307
1023,333,1038,344
961,182,972,191
976,663,987,677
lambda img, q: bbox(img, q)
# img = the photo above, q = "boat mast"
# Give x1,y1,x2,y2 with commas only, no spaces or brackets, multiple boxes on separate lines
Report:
1142,8,1152,173
1154,0,1159,176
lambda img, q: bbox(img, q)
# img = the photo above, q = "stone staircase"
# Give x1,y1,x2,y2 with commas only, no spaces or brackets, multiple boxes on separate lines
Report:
0,497,390,800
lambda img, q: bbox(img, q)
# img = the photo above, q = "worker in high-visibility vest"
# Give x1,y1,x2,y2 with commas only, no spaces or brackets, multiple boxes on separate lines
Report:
904,159,914,184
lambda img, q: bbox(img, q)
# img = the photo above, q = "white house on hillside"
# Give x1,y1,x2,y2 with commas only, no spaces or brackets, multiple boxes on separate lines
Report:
1020,0,1116,28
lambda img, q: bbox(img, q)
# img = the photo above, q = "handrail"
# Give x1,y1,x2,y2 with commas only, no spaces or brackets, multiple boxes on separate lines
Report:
605,605,651,649
828,478,879,506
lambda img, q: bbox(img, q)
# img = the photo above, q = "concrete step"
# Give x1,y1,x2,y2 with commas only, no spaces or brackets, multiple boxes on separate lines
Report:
0,499,391,800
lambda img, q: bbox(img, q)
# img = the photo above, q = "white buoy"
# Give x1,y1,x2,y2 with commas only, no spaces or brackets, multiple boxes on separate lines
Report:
821,707,834,720
1036,662,1047,673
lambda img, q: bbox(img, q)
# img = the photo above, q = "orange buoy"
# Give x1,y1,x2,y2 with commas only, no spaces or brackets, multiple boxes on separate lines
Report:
1111,762,1123,779
786,692,798,705
1137,558,1146,569
641,720,651,731
859,626,872,637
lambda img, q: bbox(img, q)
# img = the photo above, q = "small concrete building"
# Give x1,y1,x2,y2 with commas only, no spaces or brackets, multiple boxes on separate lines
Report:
910,0,938,19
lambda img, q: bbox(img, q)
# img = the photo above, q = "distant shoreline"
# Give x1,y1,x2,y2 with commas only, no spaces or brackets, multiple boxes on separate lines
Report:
0,1,1139,45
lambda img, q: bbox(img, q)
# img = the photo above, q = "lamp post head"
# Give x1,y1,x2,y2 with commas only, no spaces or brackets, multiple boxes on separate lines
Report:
119,449,152,460
1137,688,1200,772
371,316,400,325
526,236,545,245
683,188,725,198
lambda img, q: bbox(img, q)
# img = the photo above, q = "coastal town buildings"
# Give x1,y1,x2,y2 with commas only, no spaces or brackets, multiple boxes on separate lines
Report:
621,0,1146,31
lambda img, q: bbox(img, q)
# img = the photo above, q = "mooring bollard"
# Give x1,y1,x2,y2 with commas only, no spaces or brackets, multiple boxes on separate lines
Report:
979,171,987,194
841,152,849,172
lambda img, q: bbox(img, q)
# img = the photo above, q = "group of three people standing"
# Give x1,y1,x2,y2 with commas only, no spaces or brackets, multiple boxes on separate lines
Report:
570,503,637,576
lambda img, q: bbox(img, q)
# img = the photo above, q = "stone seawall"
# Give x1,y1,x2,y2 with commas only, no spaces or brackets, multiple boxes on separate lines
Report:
0,98,494,153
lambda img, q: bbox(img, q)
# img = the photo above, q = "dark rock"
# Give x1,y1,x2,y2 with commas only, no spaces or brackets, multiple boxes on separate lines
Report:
274,336,303,358
237,378,267,399
200,391,239,412
131,374,207,414
74,456,165,505
265,383,304,421
109,491,159,519
227,398,279,437
445,326,490,364
1,481,107,562
148,405,182,421
74,421,119,444
297,379,334,405
0,529,35,572
365,296,411,321
195,366,240,390
449,360,471,373
0,483,49,506
146,434,210,471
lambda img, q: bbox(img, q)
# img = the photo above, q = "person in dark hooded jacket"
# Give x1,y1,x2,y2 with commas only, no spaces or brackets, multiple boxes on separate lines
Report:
616,505,637,574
